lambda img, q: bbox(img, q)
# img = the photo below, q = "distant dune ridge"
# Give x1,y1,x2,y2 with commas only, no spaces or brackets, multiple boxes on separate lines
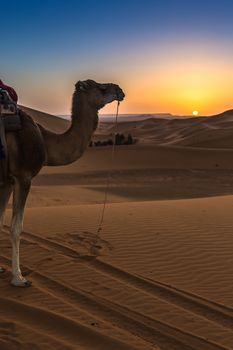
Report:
20,106,233,148
2,106,233,349
95,109,233,148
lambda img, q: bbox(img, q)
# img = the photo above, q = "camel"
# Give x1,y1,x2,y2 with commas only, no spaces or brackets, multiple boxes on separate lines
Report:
0,79,125,287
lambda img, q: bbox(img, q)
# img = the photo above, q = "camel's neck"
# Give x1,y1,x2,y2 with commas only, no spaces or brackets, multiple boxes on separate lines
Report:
42,93,98,166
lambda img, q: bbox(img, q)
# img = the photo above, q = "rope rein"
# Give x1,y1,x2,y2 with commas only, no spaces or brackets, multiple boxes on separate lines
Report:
96,101,120,235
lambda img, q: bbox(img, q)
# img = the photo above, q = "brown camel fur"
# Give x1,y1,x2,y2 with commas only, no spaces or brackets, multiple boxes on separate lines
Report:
0,79,125,287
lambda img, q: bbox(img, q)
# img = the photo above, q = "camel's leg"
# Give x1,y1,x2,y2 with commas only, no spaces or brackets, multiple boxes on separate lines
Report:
0,183,12,273
10,178,31,287
0,183,12,230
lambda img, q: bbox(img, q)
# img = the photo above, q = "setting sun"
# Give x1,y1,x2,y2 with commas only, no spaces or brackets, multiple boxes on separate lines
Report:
192,110,199,116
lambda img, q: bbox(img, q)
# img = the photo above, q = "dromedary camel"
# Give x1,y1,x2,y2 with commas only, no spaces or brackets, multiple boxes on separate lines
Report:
0,79,125,287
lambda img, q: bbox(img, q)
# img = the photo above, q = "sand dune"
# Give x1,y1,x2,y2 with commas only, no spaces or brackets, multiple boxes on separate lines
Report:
20,105,69,133
95,109,233,148
1,107,233,349
20,105,233,148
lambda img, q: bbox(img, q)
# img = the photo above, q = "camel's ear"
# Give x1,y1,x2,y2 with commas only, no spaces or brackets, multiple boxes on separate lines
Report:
75,81,89,92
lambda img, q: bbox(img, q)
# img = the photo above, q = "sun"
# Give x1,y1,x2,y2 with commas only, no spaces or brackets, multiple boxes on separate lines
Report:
192,110,199,116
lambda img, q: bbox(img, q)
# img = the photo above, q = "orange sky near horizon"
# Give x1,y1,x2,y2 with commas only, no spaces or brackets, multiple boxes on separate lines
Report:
3,1,233,117
18,53,233,117
101,52,233,116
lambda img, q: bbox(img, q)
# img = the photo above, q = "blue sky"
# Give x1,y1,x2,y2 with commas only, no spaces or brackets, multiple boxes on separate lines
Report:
1,0,233,114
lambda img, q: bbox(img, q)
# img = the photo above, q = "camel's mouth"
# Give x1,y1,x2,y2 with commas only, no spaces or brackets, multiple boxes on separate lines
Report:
116,89,125,102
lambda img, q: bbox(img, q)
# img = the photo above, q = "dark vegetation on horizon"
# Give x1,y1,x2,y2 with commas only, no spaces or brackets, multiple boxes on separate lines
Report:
89,133,136,147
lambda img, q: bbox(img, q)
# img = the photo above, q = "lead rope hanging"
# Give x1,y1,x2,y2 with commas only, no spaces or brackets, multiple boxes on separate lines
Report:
90,101,120,255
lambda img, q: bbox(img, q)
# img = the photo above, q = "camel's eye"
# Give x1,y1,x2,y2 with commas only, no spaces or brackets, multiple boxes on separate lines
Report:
99,85,107,92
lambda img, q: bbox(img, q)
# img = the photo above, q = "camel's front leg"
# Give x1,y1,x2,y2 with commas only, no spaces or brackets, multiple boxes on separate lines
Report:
0,182,12,273
11,178,31,287
0,182,12,230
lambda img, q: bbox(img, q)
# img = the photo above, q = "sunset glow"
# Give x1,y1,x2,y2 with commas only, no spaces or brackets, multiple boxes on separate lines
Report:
1,1,233,116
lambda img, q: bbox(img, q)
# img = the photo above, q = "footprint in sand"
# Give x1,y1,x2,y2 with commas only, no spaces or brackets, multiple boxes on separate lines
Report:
65,231,113,256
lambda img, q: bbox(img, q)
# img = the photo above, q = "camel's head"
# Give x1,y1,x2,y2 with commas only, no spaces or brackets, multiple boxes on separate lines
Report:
75,79,125,109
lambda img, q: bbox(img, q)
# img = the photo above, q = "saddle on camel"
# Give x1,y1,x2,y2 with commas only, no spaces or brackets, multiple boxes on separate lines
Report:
0,80,21,182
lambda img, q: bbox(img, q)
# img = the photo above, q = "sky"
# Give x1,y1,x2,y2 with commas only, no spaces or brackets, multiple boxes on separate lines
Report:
1,0,233,116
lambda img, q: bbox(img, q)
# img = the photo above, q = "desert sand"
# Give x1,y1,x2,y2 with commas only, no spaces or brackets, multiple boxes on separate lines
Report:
1,107,233,349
